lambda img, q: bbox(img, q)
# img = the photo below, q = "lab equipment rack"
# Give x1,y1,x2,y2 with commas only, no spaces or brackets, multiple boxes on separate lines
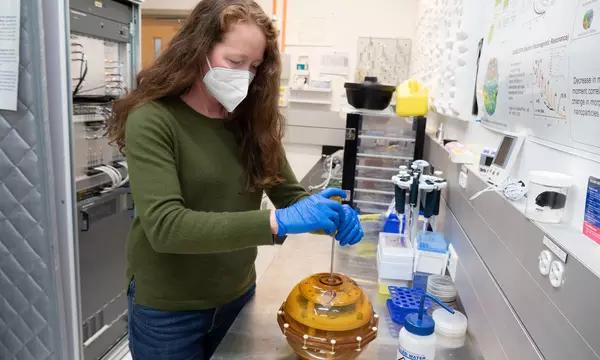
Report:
341,106,426,213
69,1,142,359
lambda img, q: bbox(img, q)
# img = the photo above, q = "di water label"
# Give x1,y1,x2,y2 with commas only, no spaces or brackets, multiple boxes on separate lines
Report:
584,177,600,245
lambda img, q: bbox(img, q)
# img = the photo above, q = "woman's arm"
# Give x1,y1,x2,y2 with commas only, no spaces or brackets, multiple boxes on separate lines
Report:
265,158,310,209
126,105,274,254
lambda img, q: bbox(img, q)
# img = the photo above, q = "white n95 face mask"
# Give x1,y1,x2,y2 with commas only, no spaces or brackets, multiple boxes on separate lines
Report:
202,57,255,113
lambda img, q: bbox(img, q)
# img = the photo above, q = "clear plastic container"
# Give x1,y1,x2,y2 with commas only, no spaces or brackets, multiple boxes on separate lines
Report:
360,116,416,135
427,275,458,312
353,188,393,214
377,232,414,281
355,177,395,192
353,189,394,206
432,309,468,349
358,134,415,158
357,154,412,170
355,164,399,180
355,203,387,214
427,276,457,300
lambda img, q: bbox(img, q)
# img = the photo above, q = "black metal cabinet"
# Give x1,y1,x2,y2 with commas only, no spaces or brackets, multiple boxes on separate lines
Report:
341,109,426,213
77,188,132,359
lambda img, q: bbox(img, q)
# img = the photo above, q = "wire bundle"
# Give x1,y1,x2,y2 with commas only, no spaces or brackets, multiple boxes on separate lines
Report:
308,150,344,191
71,42,88,96
94,161,128,193
469,179,527,202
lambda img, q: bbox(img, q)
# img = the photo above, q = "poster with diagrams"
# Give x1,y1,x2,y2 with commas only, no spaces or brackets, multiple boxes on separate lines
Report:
476,0,600,157
356,37,411,86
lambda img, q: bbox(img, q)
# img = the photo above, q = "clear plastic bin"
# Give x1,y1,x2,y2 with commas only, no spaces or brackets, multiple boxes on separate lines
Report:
353,189,394,207
357,155,412,170
355,203,389,215
358,135,415,158
360,116,416,135
355,177,395,192
356,165,399,180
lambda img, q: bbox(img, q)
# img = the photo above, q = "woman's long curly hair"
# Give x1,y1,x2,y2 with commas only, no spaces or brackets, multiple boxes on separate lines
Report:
107,0,284,190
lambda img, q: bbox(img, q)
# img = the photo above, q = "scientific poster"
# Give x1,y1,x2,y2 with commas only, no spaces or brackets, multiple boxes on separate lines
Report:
569,0,600,153
476,0,600,157
0,0,20,111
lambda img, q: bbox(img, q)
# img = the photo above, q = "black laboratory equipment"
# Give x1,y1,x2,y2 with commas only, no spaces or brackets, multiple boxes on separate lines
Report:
341,107,426,214
69,0,141,358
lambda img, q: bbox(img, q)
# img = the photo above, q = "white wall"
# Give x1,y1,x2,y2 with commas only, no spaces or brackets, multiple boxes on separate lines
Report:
282,0,418,109
141,0,418,108
432,113,600,231
139,0,420,149
411,0,600,233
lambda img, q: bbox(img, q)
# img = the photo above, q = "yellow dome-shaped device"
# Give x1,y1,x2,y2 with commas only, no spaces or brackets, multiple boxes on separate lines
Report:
286,273,373,332
277,273,379,359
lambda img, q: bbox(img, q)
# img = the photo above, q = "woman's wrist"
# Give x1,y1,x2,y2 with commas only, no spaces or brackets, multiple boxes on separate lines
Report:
270,210,278,235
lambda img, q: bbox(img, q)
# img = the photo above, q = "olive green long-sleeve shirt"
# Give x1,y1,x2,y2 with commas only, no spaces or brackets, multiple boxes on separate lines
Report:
125,98,308,310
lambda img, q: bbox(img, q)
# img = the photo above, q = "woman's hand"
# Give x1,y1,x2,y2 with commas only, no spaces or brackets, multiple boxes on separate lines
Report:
273,188,346,237
336,205,364,246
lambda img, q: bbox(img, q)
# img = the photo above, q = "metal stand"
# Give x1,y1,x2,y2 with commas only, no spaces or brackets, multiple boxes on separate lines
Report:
392,161,447,244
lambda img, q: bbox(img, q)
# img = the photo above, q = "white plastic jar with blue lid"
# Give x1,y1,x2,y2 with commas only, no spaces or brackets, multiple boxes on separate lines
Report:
398,293,455,360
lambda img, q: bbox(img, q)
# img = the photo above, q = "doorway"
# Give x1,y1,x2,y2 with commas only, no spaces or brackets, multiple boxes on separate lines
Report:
141,15,186,69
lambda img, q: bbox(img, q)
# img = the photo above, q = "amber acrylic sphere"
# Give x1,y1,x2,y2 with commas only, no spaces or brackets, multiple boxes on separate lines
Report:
277,273,378,360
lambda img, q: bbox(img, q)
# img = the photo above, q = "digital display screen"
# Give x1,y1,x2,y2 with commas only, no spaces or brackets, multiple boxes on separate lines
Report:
493,136,515,168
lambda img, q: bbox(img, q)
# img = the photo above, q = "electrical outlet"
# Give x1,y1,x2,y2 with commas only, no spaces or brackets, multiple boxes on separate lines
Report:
538,250,553,276
549,261,565,288
459,170,468,189
447,243,459,281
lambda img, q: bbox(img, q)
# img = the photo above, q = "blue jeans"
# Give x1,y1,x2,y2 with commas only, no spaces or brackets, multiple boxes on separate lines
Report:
127,281,255,360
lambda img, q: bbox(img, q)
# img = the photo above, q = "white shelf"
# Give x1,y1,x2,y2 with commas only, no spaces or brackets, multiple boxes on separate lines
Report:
429,134,600,279
358,134,416,142
353,199,391,207
354,188,395,195
290,87,332,93
341,104,397,117
356,165,400,172
73,114,106,123
288,98,332,105
357,152,412,160
355,176,394,183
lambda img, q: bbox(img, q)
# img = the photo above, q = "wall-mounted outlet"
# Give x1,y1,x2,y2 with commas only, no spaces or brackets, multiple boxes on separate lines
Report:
448,243,459,281
459,169,468,189
538,250,553,276
549,261,565,288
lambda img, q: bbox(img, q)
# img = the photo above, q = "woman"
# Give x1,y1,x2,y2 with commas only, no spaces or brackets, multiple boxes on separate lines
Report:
107,0,364,359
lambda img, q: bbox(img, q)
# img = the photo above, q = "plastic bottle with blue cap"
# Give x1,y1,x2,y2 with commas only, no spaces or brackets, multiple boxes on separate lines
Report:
397,293,455,360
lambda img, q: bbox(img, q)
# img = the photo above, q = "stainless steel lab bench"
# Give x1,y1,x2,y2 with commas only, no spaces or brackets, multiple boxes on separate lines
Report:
212,231,484,359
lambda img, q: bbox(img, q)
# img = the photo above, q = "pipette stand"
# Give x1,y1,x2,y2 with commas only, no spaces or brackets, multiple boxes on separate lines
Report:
392,161,447,245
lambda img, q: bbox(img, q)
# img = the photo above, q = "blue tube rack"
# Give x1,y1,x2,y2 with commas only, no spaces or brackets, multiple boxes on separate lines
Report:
386,287,433,325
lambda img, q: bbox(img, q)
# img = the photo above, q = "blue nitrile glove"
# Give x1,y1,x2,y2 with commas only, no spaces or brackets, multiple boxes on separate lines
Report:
336,205,364,246
275,188,346,237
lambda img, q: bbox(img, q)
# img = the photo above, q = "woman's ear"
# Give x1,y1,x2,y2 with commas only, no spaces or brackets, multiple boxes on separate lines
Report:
200,54,210,77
